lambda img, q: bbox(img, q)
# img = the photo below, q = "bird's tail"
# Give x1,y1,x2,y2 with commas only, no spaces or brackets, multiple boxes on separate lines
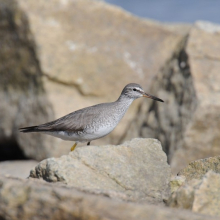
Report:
19,126,40,133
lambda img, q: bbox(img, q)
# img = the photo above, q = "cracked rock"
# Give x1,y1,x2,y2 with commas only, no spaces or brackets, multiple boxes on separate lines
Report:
29,138,171,204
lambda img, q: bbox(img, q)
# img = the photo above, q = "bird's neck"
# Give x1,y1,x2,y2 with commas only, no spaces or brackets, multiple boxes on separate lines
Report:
116,94,134,110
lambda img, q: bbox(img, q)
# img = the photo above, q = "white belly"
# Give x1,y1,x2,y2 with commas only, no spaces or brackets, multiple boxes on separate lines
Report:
43,125,114,143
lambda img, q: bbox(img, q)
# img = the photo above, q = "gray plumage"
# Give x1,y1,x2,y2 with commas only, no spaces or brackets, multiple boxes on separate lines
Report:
20,83,163,146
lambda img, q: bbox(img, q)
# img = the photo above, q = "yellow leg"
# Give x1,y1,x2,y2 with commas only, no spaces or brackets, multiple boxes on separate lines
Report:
70,143,77,151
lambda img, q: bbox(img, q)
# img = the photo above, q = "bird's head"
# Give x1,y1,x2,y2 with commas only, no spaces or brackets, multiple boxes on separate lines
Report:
121,83,164,102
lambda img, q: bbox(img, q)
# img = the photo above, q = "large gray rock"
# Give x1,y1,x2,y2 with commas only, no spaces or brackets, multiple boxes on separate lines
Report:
168,171,220,217
29,138,171,204
0,175,217,220
0,0,54,160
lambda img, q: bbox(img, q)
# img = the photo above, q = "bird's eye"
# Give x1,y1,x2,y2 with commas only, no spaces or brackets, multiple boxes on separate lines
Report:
133,88,137,91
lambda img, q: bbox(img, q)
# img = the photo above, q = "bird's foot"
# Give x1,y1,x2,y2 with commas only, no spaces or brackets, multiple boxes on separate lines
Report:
71,143,77,151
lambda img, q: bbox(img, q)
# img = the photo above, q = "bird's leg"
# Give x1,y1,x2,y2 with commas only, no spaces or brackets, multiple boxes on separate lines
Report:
71,142,77,151
87,142,90,146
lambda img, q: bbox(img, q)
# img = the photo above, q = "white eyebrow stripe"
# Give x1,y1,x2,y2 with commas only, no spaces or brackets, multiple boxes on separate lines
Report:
135,88,142,92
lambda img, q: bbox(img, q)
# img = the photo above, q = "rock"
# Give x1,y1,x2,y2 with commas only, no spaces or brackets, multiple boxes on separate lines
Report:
122,33,196,163
178,156,220,181
0,0,54,160
29,138,171,204
0,175,218,220
171,22,220,172
15,0,185,152
193,171,220,216
168,171,220,217
0,160,38,179
168,178,201,209
122,21,220,174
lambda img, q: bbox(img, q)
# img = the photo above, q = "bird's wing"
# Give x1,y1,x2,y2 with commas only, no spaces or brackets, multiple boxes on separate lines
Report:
39,107,98,132
20,106,99,133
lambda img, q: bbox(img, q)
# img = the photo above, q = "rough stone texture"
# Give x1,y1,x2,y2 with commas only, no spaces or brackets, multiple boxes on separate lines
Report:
168,171,220,217
0,160,38,179
0,175,218,220
171,22,220,173
178,156,220,181
29,138,171,204
15,0,185,152
123,21,220,173
193,171,220,216
0,0,54,160
123,35,197,163
168,178,201,209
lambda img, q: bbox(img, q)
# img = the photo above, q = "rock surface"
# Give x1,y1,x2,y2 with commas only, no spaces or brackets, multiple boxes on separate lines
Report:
171,21,220,172
123,36,196,163
0,175,218,220
29,138,170,204
168,171,220,217
0,0,54,161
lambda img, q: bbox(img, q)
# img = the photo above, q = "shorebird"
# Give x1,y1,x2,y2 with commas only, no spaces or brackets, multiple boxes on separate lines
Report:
20,83,163,151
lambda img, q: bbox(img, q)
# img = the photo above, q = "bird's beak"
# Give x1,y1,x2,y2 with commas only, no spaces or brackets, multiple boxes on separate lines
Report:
143,93,164,102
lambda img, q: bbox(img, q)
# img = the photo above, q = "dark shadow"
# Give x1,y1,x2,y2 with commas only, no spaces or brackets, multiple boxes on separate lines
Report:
0,140,28,161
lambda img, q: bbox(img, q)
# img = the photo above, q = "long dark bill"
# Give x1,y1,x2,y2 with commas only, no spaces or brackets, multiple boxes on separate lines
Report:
143,93,164,102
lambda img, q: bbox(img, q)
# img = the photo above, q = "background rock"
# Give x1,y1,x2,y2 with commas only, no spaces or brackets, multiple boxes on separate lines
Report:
0,0,54,161
123,37,196,163
29,138,171,204
168,171,220,217
171,21,220,173
0,175,218,220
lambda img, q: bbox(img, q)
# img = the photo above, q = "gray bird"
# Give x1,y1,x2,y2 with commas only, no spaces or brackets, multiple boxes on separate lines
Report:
20,83,163,151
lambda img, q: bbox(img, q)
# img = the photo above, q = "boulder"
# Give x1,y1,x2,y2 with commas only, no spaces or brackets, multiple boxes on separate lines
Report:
168,171,220,217
0,175,218,220
0,0,54,160
29,138,171,204
15,0,185,152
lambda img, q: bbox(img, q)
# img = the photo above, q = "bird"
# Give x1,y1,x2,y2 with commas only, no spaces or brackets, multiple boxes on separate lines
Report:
19,83,164,151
